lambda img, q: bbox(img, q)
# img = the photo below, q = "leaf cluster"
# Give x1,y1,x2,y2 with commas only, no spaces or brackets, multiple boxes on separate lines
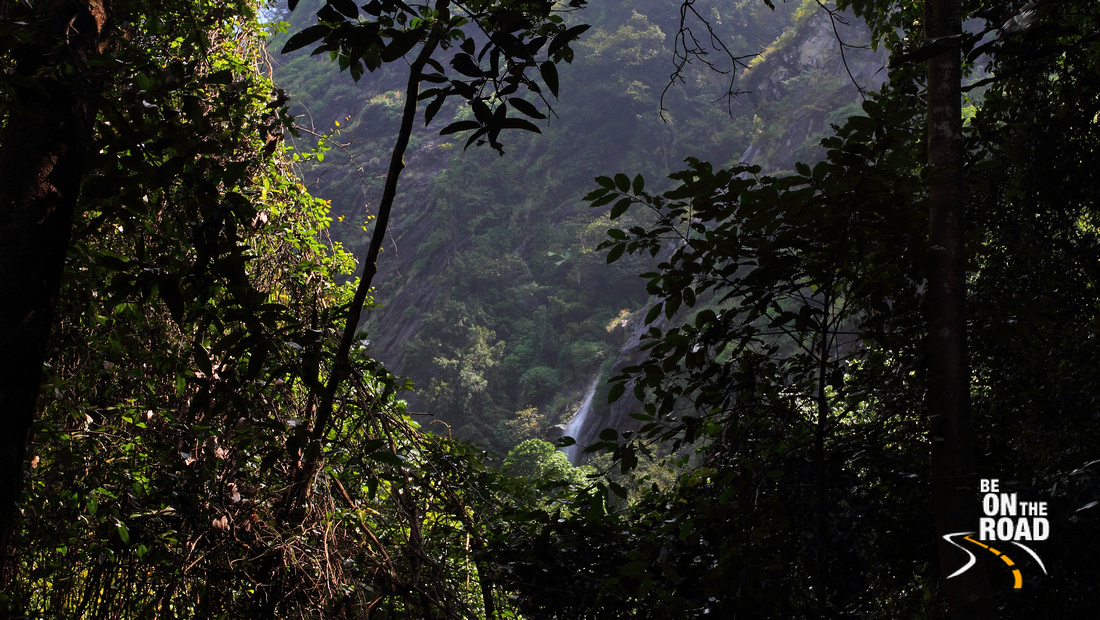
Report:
282,0,590,153
590,85,926,459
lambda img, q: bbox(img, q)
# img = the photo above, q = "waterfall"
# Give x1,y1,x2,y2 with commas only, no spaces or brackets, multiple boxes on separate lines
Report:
561,378,599,464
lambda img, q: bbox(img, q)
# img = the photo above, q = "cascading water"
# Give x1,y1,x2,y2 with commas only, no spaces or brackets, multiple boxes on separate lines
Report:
561,378,599,464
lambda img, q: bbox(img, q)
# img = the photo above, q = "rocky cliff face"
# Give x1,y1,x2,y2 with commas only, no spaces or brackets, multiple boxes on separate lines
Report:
364,140,462,373
740,9,887,171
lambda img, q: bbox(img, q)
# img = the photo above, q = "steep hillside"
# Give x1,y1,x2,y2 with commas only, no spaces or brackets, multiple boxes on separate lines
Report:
268,0,886,455
564,7,887,460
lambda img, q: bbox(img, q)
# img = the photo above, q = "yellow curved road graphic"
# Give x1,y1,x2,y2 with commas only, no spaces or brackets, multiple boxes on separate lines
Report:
964,535,1023,589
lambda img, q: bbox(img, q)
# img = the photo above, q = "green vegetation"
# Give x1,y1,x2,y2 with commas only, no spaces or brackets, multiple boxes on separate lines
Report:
271,0,872,455
514,2,1100,617
0,0,595,615
2,0,1098,618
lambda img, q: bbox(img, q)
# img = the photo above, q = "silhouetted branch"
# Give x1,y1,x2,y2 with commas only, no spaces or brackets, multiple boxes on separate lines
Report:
661,0,758,120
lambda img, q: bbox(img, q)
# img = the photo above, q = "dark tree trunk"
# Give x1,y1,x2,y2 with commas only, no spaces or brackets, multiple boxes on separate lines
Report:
0,0,112,587
257,17,445,619
924,0,993,616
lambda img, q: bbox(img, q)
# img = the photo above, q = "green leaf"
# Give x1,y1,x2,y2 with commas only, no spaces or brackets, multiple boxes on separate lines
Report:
606,243,625,263
583,188,610,201
452,53,485,78
548,24,590,57
665,294,681,319
590,192,617,207
464,127,489,149
609,197,631,219
282,25,329,54
539,61,559,97
134,72,153,92
683,287,696,307
645,302,663,325
614,173,630,192
499,117,542,133
470,98,493,124
381,32,421,63
608,382,625,403
156,275,185,326
509,97,547,120
244,344,270,382
424,94,446,125
439,120,481,135
329,0,358,18
368,451,404,467
424,57,445,74
678,520,693,541
116,519,130,545
608,480,627,499
194,342,213,378
845,114,876,134
632,174,645,194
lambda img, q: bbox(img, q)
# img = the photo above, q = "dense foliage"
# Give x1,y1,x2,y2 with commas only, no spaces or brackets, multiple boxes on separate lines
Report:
494,1,1100,618
0,0,590,616
2,0,1098,618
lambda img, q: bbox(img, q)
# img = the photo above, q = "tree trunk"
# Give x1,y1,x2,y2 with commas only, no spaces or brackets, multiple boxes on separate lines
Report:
0,0,112,588
257,17,445,618
924,0,993,616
